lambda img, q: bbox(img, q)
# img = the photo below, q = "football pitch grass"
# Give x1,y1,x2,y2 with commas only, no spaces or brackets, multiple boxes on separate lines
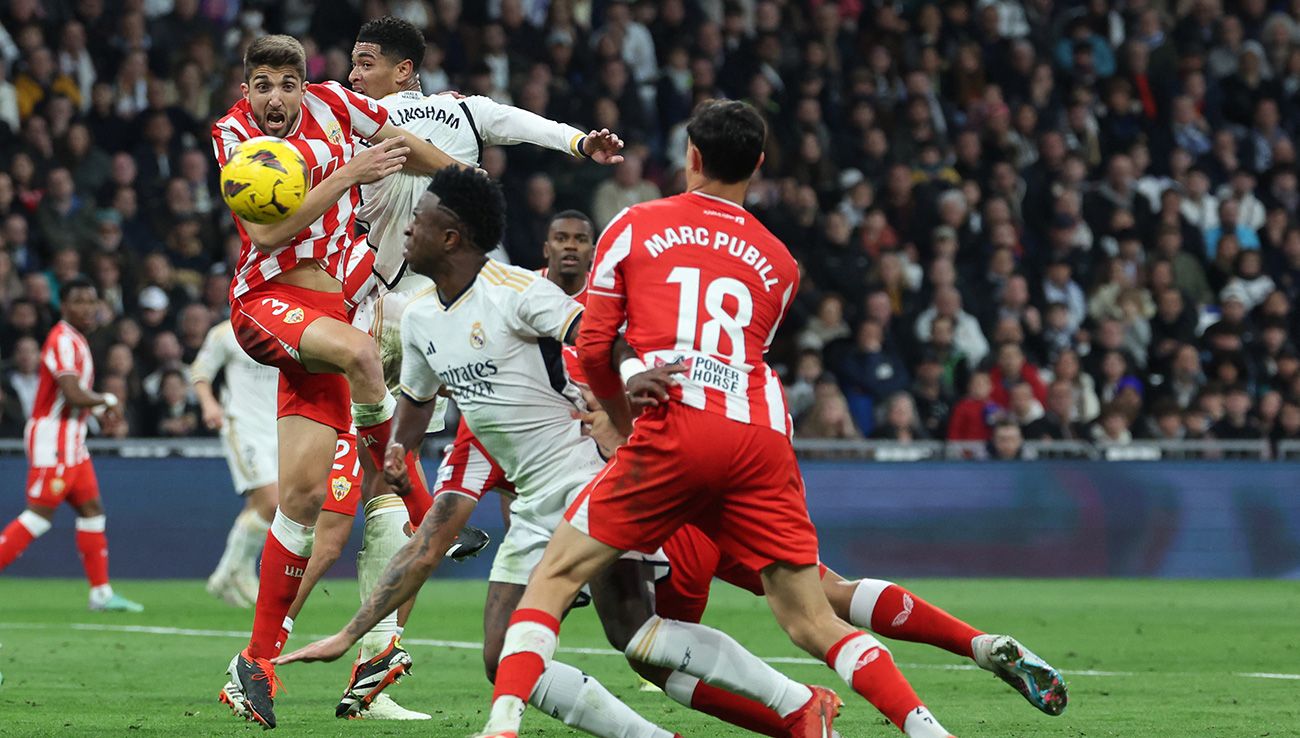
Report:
1,579,1297,737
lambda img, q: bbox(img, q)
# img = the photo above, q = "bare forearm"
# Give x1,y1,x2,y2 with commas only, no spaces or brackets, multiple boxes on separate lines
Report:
393,396,436,451
341,493,473,640
242,170,355,252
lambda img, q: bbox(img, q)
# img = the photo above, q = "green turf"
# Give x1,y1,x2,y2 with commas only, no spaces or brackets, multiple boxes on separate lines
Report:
1,578,1297,736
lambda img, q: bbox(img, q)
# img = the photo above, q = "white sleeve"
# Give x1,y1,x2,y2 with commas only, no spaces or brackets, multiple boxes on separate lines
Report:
398,307,443,403
190,324,234,384
463,96,586,155
506,278,584,342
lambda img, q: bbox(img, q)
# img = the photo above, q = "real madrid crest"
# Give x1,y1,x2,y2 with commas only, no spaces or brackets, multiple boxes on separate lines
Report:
470,322,486,349
284,307,305,324
330,475,352,502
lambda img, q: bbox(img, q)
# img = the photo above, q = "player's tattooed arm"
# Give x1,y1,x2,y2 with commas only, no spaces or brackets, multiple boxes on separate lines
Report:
273,493,475,664
341,493,474,640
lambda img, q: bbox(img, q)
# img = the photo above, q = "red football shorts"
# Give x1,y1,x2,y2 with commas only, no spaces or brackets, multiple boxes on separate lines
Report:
432,418,515,501
567,404,819,574
656,523,828,623
320,431,363,516
25,460,99,509
231,282,351,433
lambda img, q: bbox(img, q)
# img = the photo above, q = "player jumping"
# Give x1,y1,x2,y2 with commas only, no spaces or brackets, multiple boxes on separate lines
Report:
192,320,280,608
480,101,958,738
0,277,143,613
210,34,460,729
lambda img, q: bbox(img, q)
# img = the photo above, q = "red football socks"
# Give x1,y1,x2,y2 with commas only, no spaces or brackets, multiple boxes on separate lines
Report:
400,451,433,527
248,532,309,659
825,632,923,730
861,581,982,659
75,528,110,587
356,417,393,474
492,609,561,702
689,679,785,737
0,518,36,570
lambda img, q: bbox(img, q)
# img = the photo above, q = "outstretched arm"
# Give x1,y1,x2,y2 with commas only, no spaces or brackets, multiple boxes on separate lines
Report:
273,491,476,664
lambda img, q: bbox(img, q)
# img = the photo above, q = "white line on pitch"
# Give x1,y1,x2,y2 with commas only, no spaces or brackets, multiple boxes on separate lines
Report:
4,622,1300,681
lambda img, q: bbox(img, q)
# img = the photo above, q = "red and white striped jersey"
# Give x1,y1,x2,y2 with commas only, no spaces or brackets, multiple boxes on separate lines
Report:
579,191,799,436
212,81,389,300
25,321,94,468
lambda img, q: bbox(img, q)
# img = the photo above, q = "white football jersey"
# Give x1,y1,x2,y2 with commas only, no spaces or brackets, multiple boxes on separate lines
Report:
190,321,279,428
399,260,597,523
358,91,586,291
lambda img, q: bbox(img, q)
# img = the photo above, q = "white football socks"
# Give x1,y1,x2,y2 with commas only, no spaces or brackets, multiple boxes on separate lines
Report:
625,615,812,717
358,495,409,661
530,661,675,738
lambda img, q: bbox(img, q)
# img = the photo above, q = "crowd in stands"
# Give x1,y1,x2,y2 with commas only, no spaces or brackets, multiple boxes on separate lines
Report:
0,0,1299,456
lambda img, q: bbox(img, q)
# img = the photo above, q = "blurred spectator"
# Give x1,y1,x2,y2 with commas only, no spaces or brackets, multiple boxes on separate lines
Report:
915,286,989,369
1026,380,1089,441
797,294,850,352
834,320,910,433
947,371,996,442
784,350,825,423
989,419,1025,460
145,368,203,437
989,342,1047,407
797,380,862,440
869,392,930,443
1052,349,1101,423
6,335,40,417
591,150,659,228
1092,403,1134,445
1212,385,1264,439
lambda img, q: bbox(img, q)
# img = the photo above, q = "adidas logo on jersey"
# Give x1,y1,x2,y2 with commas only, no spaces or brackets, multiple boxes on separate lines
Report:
425,341,436,356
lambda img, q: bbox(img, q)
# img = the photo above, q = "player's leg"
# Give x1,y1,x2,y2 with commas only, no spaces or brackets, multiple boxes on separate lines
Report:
0,496,55,572
823,572,1067,715
697,417,949,738
483,575,676,738
278,509,353,654
0,466,60,571
622,531,789,737
64,463,142,613
337,491,478,715
296,316,397,474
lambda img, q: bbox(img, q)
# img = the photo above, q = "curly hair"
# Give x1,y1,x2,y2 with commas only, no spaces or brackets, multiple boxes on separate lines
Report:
356,16,426,68
427,167,506,253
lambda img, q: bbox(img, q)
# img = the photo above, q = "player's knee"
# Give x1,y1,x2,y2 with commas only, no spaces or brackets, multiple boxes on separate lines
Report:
339,334,382,379
782,616,830,655
599,614,639,652
74,497,104,517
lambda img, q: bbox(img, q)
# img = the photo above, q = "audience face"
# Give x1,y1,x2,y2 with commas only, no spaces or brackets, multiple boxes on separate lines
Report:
992,423,1023,459
13,337,39,373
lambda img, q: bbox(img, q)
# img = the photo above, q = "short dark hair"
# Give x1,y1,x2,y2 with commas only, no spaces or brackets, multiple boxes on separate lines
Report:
357,16,426,69
548,209,594,233
59,276,96,303
685,99,767,184
244,35,307,82
427,167,506,253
